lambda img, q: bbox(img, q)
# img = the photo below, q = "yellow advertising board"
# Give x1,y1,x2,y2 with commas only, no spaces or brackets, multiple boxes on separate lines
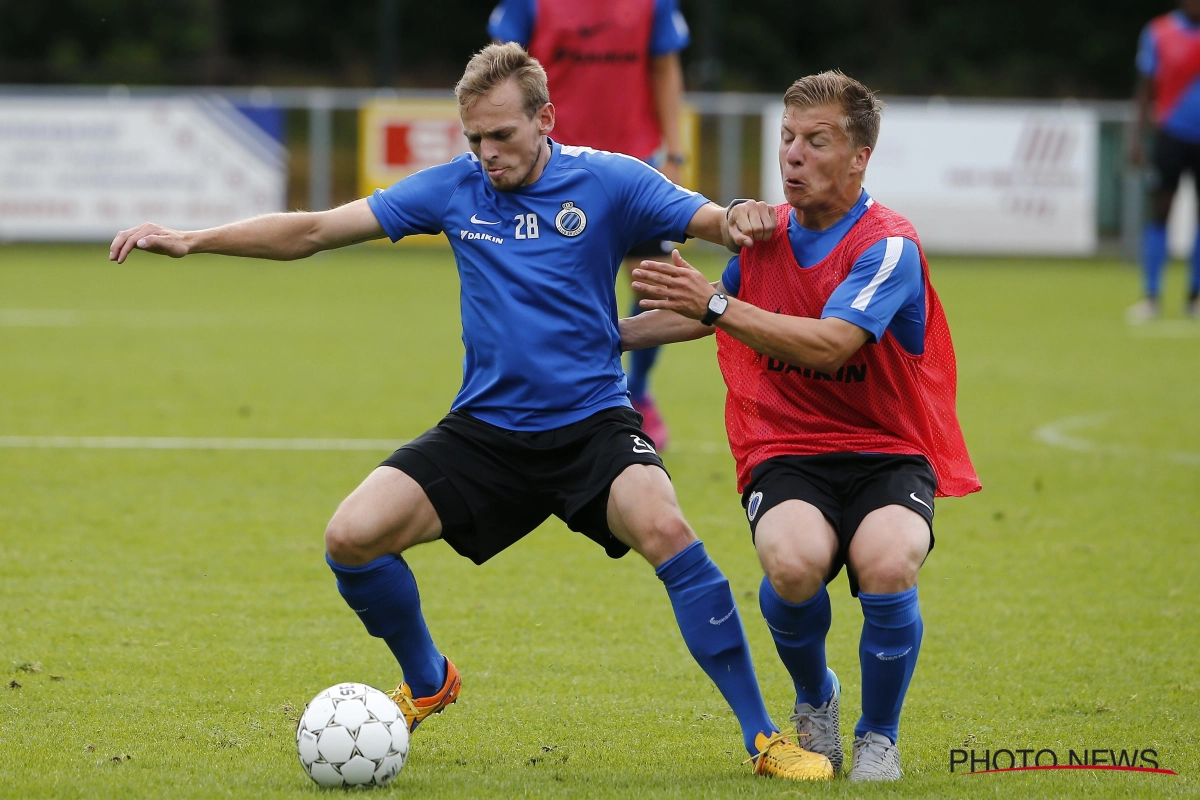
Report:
677,104,700,192
359,99,470,246
358,99,700,247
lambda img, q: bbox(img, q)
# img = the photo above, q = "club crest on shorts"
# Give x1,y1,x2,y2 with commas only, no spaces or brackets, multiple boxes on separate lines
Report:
630,434,656,454
747,491,764,521
554,202,587,237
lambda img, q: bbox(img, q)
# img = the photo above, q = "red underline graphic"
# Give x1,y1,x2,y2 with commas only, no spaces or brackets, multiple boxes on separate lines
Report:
964,765,1178,776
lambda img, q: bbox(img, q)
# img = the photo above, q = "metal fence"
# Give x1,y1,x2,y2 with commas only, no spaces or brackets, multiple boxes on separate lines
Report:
0,84,1142,253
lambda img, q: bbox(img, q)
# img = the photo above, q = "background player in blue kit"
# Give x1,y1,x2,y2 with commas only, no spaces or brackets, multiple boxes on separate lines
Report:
108,43,832,781
1131,0,1200,321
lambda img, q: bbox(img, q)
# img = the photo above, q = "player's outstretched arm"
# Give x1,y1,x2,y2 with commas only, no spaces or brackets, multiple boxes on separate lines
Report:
619,305,713,351
634,249,869,373
685,200,776,253
108,198,385,264
1130,75,1154,167
622,249,719,350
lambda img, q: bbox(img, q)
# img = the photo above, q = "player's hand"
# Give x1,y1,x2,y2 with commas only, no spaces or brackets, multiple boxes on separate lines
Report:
661,159,683,185
630,249,714,320
1129,139,1145,169
109,223,190,264
725,200,776,250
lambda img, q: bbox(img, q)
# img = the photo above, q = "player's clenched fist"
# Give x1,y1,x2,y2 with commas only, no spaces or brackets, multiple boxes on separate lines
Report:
725,200,776,249
109,223,189,264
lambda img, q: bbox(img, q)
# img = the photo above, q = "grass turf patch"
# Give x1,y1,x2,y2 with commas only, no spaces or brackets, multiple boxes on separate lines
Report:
0,243,1197,798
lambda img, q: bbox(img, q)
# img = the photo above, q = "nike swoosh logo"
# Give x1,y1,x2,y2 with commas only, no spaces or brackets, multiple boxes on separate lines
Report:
709,606,736,625
875,647,913,661
909,492,932,512
470,214,500,225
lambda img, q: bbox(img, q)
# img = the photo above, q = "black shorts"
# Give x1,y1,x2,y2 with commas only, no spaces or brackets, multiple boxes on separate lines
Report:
1150,128,1200,197
381,407,665,565
625,238,675,260
741,453,937,596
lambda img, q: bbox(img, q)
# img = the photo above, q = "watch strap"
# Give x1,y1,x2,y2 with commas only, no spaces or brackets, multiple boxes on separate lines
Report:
701,292,728,326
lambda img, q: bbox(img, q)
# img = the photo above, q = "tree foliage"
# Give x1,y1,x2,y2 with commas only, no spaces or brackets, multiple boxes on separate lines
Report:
0,0,1177,97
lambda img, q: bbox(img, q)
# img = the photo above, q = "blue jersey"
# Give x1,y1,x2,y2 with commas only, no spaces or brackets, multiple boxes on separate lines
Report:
721,191,926,355
1138,11,1200,144
368,141,708,431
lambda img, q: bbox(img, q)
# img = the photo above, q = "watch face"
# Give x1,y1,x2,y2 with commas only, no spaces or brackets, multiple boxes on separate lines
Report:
709,293,729,314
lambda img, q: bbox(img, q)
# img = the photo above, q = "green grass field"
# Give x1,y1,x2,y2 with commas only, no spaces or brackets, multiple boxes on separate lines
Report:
1,243,1198,798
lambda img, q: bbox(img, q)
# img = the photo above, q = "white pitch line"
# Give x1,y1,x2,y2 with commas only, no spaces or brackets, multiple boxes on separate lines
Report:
1129,321,1200,339
0,309,244,328
0,309,80,327
1033,414,1200,466
0,436,407,452
0,435,730,456
668,441,727,454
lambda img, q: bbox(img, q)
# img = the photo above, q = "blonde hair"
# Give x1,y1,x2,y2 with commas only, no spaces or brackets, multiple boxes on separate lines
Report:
783,71,882,150
455,42,549,118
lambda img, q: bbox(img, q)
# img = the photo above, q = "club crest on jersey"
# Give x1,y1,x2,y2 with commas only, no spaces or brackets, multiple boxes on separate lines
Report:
554,202,587,237
747,491,764,521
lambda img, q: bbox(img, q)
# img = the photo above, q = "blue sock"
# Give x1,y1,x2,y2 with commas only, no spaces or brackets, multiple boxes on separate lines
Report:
626,297,659,401
856,587,923,744
326,554,446,697
1142,223,1168,299
657,541,776,754
758,577,834,707
1190,228,1200,299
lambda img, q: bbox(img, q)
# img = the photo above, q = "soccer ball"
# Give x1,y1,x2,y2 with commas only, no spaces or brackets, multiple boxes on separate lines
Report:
296,682,410,788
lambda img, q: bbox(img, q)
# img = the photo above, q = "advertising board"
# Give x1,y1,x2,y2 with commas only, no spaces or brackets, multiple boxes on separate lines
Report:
0,96,285,241
760,102,1099,255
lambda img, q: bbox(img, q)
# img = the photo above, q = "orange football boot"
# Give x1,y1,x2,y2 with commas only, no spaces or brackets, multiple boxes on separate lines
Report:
744,730,835,781
387,656,461,732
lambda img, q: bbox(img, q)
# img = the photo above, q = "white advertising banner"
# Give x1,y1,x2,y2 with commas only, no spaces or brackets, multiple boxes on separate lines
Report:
1168,175,1196,258
761,102,1099,255
0,96,285,241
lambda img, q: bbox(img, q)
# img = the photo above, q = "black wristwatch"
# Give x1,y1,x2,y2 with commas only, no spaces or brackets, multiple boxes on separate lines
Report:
725,198,751,221
701,292,729,326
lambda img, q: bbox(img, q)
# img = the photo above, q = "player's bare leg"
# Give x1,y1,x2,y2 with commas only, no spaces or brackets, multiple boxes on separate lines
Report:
753,501,844,771
324,467,459,732
605,463,694,566
844,505,931,781
324,466,443,565
606,465,832,779
847,505,929,594
754,501,838,603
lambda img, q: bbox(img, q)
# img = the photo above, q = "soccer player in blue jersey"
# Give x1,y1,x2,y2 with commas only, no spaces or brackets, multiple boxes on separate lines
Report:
1131,0,1200,321
108,43,831,780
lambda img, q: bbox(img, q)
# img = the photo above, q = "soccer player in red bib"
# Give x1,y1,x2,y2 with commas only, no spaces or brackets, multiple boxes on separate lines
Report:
1131,0,1200,321
621,71,980,781
489,0,692,447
